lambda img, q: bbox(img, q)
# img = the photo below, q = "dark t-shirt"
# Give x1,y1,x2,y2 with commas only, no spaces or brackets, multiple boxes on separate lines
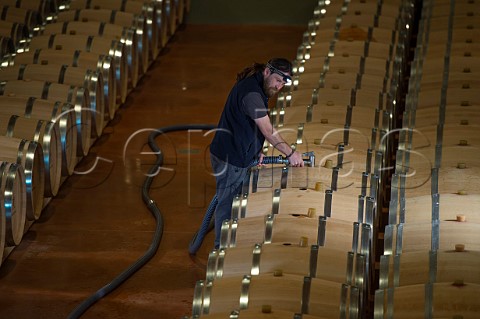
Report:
242,92,268,119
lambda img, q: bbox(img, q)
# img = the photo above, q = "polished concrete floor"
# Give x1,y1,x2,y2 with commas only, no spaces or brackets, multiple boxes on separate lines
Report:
0,24,306,318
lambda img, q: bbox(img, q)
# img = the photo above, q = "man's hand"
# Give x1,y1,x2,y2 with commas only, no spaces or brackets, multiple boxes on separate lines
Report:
257,153,266,167
288,151,304,167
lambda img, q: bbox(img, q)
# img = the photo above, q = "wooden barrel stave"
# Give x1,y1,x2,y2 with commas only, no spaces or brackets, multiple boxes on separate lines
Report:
0,79,92,156
0,136,45,221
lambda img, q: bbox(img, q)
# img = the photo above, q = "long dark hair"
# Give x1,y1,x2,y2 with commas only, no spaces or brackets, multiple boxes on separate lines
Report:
236,58,292,82
236,62,265,81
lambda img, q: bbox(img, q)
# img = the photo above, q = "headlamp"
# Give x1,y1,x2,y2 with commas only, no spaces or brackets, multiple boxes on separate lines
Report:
266,63,292,84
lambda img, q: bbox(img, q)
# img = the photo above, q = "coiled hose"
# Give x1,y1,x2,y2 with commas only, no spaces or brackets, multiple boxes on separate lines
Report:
67,124,216,319
188,154,289,254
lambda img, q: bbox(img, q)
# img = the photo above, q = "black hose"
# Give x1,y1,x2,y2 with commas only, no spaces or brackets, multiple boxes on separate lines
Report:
67,124,216,319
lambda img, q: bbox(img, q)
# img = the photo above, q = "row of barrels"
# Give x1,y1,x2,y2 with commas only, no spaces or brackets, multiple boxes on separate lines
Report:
0,0,189,266
375,0,480,318
185,0,413,318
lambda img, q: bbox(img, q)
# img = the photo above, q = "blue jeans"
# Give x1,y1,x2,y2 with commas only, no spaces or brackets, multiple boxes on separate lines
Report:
210,154,249,248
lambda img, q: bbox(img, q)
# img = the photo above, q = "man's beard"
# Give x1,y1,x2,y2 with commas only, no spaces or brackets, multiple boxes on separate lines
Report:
263,82,277,98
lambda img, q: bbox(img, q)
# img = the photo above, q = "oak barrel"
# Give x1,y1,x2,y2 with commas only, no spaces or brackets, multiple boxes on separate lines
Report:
62,0,161,59
0,95,77,175
50,8,150,72
35,20,140,91
207,243,354,284
0,5,42,31
23,33,128,103
196,308,327,318
0,0,56,20
0,136,45,220
220,214,363,252
4,48,117,120
0,79,92,156
0,63,105,136
0,160,26,246
0,114,61,197
193,273,355,318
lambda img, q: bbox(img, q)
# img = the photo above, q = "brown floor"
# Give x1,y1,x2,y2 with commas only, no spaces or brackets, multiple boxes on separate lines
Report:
0,24,306,319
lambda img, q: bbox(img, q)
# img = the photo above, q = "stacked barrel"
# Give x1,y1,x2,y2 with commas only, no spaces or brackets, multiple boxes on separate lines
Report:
375,0,480,318
0,0,188,266
187,1,414,318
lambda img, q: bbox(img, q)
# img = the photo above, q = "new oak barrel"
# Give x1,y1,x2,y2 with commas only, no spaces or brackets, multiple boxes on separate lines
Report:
3,48,117,120
220,214,366,253
384,220,480,255
376,282,480,319
379,250,480,288
394,193,480,225
0,160,26,247
62,0,163,59
289,72,389,93
273,104,383,129
0,114,61,197
50,8,150,72
0,79,92,156
207,242,356,284
0,5,42,31
23,33,128,105
293,55,393,78
0,63,105,136
0,136,45,220
35,20,139,93
232,188,362,223
0,20,29,46
0,95,77,176
193,273,356,318
246,166,367,196
196,308,327,319
1,0,56,19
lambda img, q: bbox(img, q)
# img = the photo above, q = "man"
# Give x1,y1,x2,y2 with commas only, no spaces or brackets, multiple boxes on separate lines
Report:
209,58,304,248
